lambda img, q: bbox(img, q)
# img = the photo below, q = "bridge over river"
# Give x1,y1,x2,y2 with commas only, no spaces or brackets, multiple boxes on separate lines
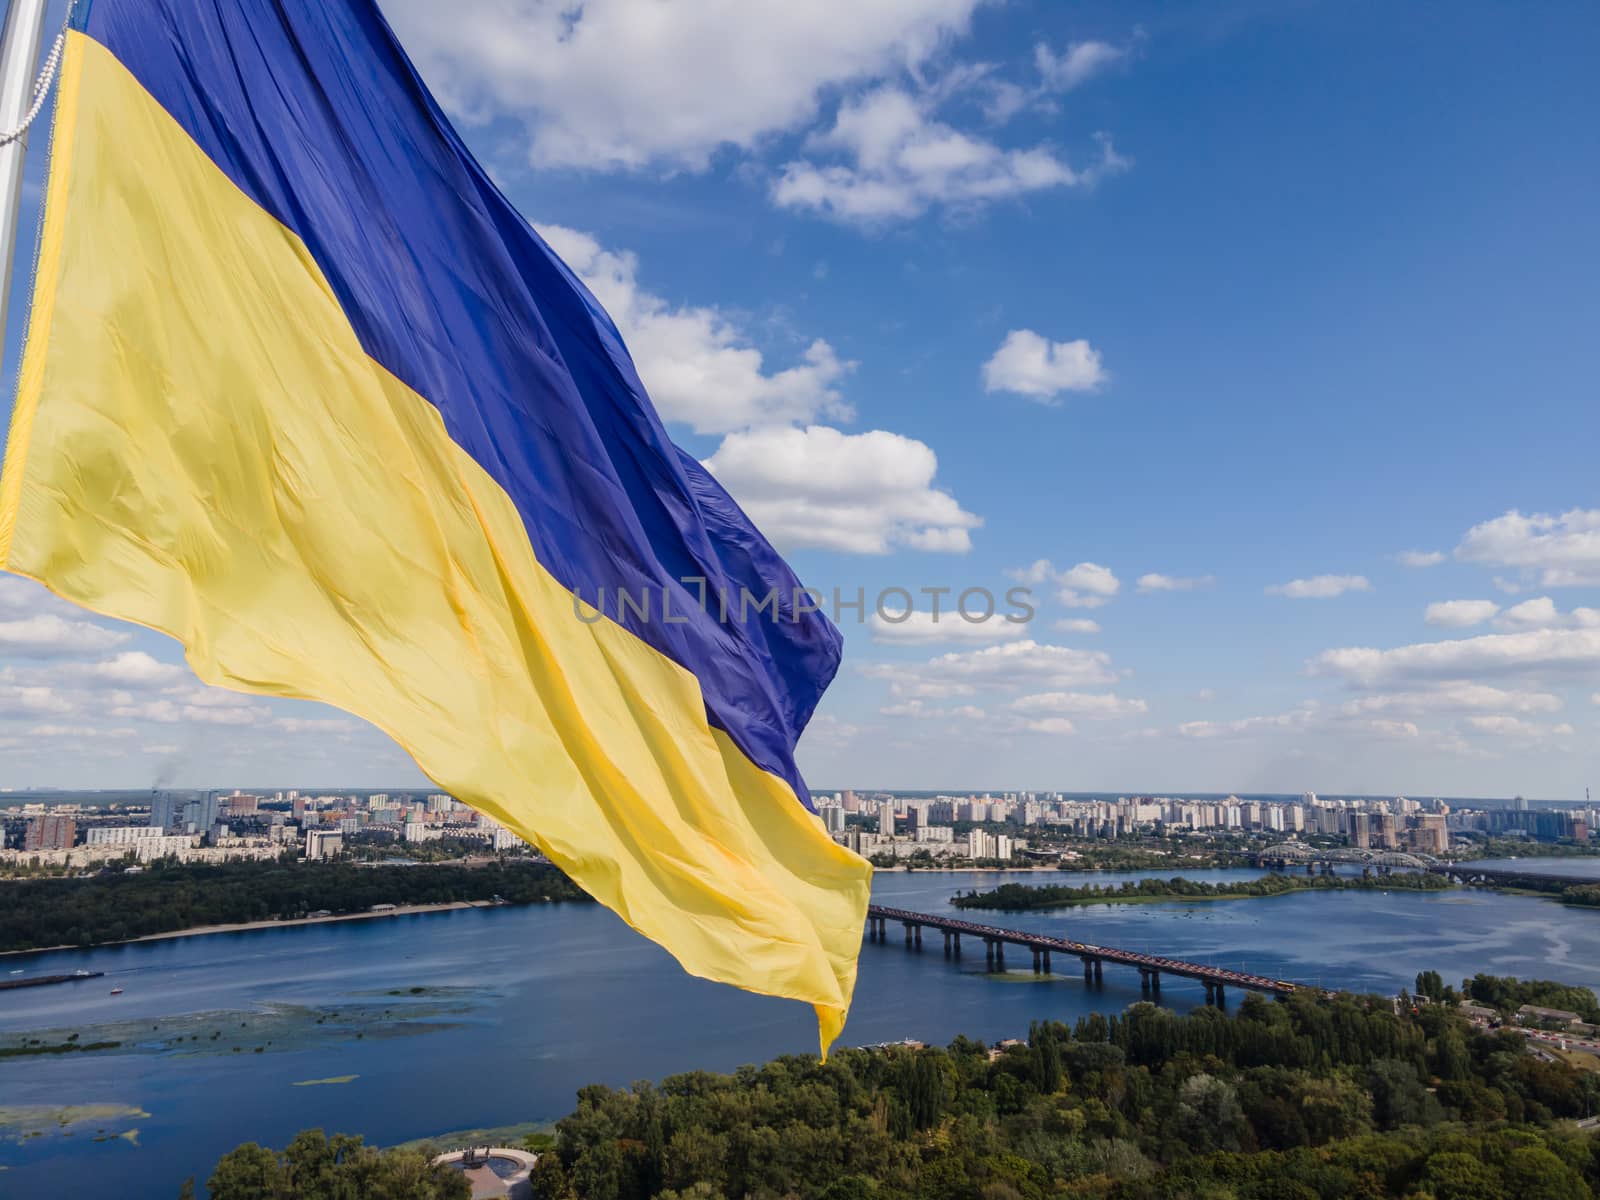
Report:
866,905,1322,1005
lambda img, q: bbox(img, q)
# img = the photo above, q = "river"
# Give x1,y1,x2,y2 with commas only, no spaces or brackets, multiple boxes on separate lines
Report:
2,864,1598,1198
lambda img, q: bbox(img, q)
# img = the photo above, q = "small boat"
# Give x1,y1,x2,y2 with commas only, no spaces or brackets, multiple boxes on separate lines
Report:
72,969,92,977
109,987,124,995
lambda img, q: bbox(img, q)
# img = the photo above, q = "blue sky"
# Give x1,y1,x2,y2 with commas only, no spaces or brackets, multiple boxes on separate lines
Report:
1,0,1597,797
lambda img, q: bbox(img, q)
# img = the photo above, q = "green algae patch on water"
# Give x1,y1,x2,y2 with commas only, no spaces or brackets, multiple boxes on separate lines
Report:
0,1105,148,1146
0,996,475,1061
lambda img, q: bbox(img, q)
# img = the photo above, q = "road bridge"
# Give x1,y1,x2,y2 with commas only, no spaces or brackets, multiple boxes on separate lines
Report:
866,904,1315,1004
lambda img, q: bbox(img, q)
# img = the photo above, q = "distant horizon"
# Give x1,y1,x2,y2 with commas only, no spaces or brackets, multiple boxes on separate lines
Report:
2,784,1590,811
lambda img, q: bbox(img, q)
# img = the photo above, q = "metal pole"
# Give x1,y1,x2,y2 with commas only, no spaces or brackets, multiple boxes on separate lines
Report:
0,0,53,376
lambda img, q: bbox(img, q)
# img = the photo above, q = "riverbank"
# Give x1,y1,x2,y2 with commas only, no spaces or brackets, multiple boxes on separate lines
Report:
0,900,496,959
953,872,1453,912
0,859,589,955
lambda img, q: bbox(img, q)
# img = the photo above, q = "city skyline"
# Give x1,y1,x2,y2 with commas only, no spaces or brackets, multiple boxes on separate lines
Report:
1,0,1597,796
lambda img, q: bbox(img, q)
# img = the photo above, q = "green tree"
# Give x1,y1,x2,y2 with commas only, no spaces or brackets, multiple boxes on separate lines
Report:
1501,1145,1591,1200
207,1142,283,1199
1422,1150,1506,1200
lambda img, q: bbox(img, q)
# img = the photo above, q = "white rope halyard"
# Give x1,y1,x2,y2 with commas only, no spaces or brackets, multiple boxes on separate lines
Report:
0,1,73,147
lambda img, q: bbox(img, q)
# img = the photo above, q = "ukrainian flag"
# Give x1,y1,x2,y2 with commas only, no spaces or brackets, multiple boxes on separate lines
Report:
0,0,870,1052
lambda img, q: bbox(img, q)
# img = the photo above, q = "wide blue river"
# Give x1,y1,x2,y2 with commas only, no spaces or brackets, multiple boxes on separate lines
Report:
3,862,1598,1198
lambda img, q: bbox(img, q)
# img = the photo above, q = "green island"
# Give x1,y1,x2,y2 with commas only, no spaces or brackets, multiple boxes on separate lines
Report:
951,871,1453,911
0,859,590,953
197,973,1600,1200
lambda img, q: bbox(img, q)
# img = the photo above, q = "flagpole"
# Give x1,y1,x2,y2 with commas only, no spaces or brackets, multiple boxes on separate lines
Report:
0,0,53,376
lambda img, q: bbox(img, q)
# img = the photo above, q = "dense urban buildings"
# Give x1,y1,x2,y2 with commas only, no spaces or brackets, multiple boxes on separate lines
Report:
0,787,517,869
2,785,1593,870
813,789,1592,863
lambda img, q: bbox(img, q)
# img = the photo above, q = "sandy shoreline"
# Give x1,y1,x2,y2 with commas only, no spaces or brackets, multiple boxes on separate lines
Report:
0,900,496,959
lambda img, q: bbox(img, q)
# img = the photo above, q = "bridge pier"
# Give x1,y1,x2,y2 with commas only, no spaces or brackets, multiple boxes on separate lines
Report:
863,905,1291,1001
1305,862,1315,875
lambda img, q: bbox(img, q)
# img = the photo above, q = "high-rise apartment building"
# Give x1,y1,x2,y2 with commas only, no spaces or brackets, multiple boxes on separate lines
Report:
23,815,76,851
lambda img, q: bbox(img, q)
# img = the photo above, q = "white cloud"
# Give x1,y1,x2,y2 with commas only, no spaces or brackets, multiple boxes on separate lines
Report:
1009,691,1147,718
539,223,853,435
1493,596,1600,630
1395,549,1446,568
1592,693,1600,706
1266,575,1371,599
272,717,362,735
110,687,271,727
1179,709,1316,739
1034,40,1127,91
0,682,74,716
1137,573,1214,593
1456,508,1600,587
1424,600,1499,628
27,723,106,738
868,610,1026,645
1008,559,1058,586
981,329,1107,402
880,699,986,720
1054,618,1102,634
1057,562,1120,608
64,651,189,688
1341,684,1562,717
862,639,1118,695
1010,716,1076,736
1311,629,1600,687
703,425,980,554
0,578,42,612
1179,706,1419,743
0,615,131,656
1011,560,1120,608
1462,715,1573,740
772,87,1126,224
385,0,984,170
879,678,976,701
